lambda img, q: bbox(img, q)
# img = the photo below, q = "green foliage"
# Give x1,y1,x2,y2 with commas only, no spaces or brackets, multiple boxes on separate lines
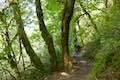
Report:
83,37,101,60
88,4,120,80
0,0,120,79
21,68,51,80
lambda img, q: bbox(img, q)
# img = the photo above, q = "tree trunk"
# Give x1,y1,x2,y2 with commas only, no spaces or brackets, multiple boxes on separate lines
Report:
35,0,57,71
10,2,43,69
61,0,75,71
105,0,108,8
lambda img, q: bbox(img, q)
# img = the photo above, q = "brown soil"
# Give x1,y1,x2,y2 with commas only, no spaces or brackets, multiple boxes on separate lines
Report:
46,60,91,80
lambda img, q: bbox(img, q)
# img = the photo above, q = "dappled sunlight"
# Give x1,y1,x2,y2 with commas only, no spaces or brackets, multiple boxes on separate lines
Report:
0,0,120,80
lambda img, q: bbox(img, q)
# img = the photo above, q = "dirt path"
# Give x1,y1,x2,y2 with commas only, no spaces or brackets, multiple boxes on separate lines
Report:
47,60,91,80
68,64,90,80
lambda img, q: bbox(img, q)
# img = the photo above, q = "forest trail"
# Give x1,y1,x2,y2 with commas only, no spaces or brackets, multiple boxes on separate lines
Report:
47,60,91,80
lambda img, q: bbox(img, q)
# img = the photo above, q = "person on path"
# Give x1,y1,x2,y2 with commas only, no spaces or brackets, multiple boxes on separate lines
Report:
73,45,82,65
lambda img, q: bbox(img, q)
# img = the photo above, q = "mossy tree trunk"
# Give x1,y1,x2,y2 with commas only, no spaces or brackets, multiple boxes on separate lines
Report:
35,0,57,71
10,1,43,69
61,0,75,71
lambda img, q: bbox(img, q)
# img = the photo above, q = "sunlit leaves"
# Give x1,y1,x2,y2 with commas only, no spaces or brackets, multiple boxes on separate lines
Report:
46,0,62,11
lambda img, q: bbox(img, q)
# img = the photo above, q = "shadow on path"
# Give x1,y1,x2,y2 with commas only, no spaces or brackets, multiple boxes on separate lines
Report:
47,60,91,80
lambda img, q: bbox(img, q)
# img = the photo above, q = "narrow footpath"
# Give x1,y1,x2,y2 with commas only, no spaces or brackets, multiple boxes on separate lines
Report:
47,60,91,80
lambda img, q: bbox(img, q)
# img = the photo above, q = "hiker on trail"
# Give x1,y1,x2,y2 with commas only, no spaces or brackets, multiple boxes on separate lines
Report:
73,45,82,65
72,45,90,71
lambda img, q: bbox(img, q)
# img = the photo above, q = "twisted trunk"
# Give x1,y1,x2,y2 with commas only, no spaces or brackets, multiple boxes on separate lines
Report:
61,0,75,71
35,0,57,71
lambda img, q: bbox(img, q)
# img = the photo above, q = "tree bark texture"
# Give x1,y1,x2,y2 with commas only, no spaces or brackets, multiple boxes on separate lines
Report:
61,0,75,71
35,0,57,71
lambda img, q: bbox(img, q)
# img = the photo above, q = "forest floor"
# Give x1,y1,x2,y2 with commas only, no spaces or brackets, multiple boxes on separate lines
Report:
46,60,91,80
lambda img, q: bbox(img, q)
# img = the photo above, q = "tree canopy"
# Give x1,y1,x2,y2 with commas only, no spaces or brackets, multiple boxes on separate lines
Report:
0,0,120,80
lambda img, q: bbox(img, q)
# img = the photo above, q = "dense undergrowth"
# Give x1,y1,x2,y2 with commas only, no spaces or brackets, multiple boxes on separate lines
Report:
84,4,120,80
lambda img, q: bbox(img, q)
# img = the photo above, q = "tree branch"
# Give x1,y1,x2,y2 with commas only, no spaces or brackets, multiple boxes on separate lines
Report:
79,1,98,32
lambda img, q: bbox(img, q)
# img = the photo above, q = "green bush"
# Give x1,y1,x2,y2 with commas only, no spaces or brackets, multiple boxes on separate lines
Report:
88,4,120,80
